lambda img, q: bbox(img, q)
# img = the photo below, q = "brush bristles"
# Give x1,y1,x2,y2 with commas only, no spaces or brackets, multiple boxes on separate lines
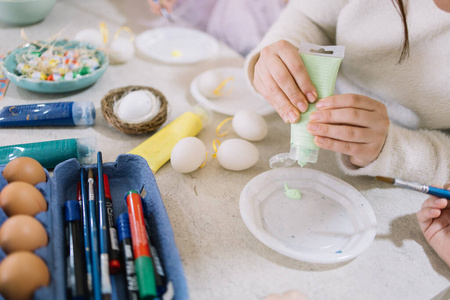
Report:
375,176,395,184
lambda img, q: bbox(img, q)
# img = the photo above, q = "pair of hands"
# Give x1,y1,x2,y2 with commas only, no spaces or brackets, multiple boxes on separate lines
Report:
417,183,450,267
254,40,390,167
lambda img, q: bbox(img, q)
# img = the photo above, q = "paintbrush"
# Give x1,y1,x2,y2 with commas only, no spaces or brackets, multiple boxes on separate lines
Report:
153,0,175,22
376,176,450,199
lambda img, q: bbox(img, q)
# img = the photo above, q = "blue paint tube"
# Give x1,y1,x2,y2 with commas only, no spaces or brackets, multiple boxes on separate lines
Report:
0,137,96,169
0,101,95,127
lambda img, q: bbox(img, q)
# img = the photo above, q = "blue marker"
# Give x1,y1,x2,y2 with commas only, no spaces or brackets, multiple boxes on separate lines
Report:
97,152,112,297
88,168,102,300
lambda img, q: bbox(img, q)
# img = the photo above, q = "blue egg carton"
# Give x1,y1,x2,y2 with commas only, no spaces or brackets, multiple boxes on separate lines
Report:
0,154,188,300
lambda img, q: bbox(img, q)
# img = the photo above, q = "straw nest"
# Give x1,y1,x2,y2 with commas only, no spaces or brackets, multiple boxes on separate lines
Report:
101,85,168,135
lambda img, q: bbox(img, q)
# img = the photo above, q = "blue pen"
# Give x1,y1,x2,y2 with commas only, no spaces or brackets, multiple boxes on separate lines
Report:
376,176,450,199
152,0,174,22
80,170,93,295
88,168,102,300
97,151,112,297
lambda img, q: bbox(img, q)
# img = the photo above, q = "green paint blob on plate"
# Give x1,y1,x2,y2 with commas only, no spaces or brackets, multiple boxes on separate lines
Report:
284,182,302,200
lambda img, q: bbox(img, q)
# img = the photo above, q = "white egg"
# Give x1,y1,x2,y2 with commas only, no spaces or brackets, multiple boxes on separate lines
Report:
197,70,234,99
113,90,160,124
74,29,103,48
216,138,259,171
109,37,135,64
171,137,207,173
232,110,268,141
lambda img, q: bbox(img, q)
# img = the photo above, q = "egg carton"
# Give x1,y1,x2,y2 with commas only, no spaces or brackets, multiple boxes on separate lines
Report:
0,154,188,300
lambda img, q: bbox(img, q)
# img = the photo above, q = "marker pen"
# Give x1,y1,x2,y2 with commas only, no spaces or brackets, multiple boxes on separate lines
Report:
117,213,139,300
141,200,167,296
125,190,157,299
64,200,89,300
103,173,121,274
97,152,112,298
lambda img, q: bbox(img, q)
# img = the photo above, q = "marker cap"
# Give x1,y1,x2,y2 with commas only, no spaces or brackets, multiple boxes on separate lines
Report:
64,200,81,222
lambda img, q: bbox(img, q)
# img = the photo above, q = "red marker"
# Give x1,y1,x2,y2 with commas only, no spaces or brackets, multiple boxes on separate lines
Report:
103,174,121,274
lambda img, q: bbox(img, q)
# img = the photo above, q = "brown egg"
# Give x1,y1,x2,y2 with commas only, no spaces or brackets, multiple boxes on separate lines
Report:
0,251,50,300
2,157,46,185
0,182,47,217
0,215,48,254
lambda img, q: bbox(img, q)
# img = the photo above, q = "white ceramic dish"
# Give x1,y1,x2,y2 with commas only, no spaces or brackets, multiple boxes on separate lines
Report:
135,27,219,64
190,67,275,116
239,167,377,264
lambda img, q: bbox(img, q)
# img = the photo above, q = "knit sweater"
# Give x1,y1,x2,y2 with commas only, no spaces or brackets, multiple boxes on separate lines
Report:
245,0,450,185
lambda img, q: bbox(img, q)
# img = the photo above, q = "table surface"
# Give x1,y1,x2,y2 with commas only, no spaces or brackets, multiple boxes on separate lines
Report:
1,1,449,299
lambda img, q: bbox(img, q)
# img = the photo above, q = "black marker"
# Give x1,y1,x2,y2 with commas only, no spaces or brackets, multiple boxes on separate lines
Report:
117,213,139,300
65,200,89,300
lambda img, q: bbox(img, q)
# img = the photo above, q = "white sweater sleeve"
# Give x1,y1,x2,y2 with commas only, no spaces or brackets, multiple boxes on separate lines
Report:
245,0,348,85
338,124,450,185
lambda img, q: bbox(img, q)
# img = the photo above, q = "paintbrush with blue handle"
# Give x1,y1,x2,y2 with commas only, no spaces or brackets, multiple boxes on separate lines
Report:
376,176,450,199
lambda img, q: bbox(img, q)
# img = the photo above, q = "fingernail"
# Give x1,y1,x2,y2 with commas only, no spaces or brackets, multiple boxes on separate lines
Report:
315,136,324,144
309,112,320,120
281,114,289,123
307,92,317,103
315,100,326,109
288,112,298,123
307,123,319,131
297,102,307,113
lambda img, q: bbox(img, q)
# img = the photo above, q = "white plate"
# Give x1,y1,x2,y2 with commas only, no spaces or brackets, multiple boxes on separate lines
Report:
135,27,219,64
239,167,377,264
190,67,275,116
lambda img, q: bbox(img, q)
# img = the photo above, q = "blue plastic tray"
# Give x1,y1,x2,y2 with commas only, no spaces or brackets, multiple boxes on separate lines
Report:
0,154,188,300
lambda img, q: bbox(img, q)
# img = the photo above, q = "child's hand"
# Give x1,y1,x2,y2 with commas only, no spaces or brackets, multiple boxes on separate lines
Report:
253,40,317,124
147,0,176,15
416,185,450,267
306,94,389,167
264,290,308,300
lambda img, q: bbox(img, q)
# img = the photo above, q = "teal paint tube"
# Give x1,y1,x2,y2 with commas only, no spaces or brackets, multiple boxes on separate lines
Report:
0,137,96,169
290,42,345,166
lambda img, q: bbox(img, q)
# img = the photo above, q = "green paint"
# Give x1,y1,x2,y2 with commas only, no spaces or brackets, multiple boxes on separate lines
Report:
284,182,302,200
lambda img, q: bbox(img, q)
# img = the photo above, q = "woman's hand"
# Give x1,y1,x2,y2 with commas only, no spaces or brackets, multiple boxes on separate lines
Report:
306,94,389,167
417,184,450,267
147,0,176,15
253,40,317,124
264,290,308,300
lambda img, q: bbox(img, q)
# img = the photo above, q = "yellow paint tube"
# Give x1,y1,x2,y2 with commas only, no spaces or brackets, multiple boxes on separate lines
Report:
128,106,210,173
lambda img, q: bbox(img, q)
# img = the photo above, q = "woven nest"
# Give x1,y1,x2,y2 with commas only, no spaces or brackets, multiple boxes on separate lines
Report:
101,85,168,135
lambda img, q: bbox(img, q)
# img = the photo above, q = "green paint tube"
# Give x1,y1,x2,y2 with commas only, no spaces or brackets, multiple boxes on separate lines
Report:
290,42,345,167
0,137,96,169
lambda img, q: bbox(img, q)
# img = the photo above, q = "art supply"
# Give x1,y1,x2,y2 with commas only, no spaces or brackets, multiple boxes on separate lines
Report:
80,170,94,295
88,168,102,300
64,200,89,300
152,0,174,22
96,152,112,298
0,101,95,127
140,198,167,296
284,182,302,200
0,137,96,169
117,213,139,300
103,173,121,274
290,42,345,167
128,105,210,173
376,176,450,199
125,190,158,299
